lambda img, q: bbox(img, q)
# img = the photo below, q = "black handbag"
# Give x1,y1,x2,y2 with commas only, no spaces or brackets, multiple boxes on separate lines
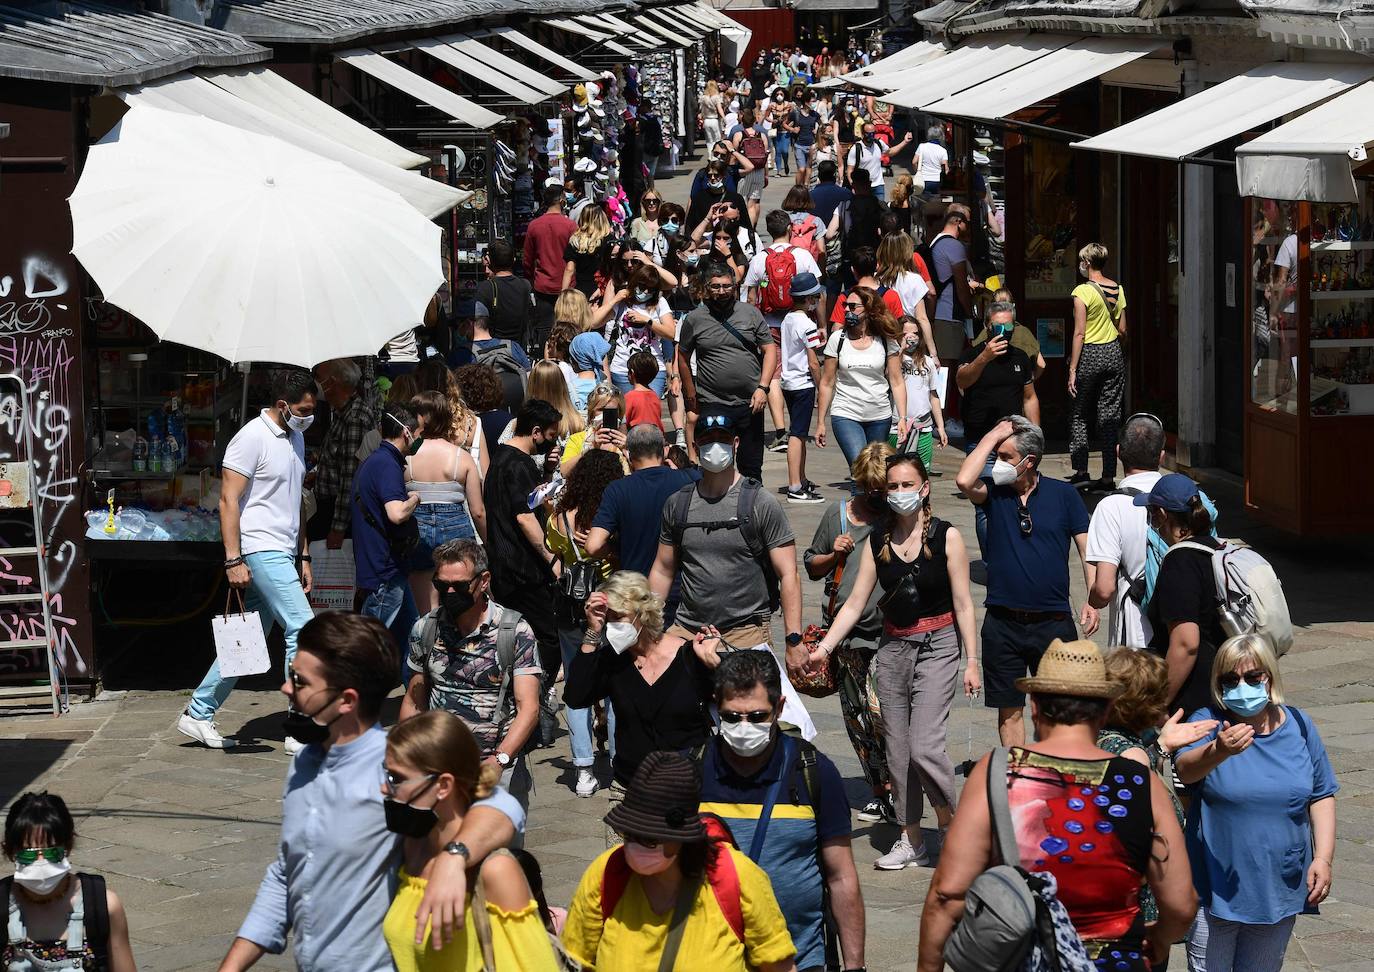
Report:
877,560,923,629
556,513,601,625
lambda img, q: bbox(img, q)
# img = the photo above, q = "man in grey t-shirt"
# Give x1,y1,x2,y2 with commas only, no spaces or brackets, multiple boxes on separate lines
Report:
649,411,815,738
677,263,776,479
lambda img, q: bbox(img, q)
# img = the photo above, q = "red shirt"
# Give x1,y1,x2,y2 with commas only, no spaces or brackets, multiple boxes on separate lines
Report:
830,287,903,325
523,211,576,296
911,252,933,289
624,388,665,429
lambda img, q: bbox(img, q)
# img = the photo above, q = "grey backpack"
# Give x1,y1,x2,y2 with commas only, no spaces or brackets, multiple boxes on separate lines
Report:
945,748,1074,972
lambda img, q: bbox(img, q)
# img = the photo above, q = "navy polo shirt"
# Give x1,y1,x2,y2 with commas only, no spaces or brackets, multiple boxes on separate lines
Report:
980,474,1089,613
350,441,409,590
699,735,850,972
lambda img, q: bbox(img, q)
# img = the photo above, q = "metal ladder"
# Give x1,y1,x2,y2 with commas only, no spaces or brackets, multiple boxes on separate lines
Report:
0,373,64,716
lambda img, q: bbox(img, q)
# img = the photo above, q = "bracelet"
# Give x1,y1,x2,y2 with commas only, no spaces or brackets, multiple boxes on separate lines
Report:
756,385,768,394
223,556,244,568
297,554,312,563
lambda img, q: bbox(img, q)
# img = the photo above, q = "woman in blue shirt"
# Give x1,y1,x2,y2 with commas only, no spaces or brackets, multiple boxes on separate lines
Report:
1176,633,1337,972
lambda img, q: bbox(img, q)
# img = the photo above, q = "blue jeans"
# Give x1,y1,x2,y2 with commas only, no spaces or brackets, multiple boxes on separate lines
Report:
964,441,995,560
408,502,476,572
559,627,615,768
361,574,418,682
610,371,667,400
1187,908,1296,972
189,550,314,721
872,182,886,202
830,415,891,471
773,131,791,171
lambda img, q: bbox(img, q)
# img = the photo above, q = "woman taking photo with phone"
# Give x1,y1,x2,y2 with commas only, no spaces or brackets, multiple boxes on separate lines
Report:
591,264,677,401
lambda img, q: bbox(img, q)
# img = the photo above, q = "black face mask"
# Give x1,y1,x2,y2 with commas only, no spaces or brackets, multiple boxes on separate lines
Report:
384,779,439,838
533,433,556,455
437,580,477,620
708,295,735,315
283,691,340,747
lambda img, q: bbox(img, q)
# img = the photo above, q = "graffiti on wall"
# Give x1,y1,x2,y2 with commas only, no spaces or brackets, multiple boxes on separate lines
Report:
0,254,81,676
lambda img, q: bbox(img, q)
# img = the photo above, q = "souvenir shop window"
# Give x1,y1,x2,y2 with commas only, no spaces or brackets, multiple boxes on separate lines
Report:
1021,138,1078,302
1306,188,1374,417
1249,198,1300,416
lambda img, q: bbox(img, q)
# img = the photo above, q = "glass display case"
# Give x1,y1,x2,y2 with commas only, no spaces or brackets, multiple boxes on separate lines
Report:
1244,192,1374,534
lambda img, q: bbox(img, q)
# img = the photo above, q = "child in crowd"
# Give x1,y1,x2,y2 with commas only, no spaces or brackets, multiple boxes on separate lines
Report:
893,314,946,467
779,272,826,503
623,350,664,430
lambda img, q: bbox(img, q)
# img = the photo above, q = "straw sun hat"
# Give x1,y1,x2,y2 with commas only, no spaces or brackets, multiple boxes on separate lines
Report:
1015,639,1123,699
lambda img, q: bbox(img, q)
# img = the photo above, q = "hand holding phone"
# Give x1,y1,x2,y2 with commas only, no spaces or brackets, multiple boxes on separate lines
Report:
601,407,619,432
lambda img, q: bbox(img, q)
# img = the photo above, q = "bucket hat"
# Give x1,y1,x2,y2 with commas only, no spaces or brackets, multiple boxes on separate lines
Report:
1015,639,1122,699
790,271,822,299
604,751,705,843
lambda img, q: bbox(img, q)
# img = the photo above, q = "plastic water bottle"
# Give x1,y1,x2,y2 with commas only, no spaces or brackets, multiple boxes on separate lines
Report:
148,435,162,473
132,437,148,472
163,436,179,472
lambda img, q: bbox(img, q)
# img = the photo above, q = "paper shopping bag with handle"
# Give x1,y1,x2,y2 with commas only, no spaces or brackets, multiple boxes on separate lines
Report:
212,591,270,678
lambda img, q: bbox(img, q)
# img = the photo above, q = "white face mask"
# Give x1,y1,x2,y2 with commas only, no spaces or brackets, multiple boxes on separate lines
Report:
605,621,640,654
282,406,314,433
14,855,71,896
699,442,735,473
886,490,924,515
990,456,1026,487
720,718,773,757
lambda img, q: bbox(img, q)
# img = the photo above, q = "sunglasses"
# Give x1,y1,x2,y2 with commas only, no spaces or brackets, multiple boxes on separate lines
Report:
383,769,436,798
643,198,661,206
619,833,663,849
1218,669,1267,690
432,578,471,595
844,300,864,310
1017,503,1033,538
699,414,733,431
718,709,773,724
15,847,66,867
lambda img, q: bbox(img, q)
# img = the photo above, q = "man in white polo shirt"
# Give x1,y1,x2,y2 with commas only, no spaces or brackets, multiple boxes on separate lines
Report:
178,369,319,751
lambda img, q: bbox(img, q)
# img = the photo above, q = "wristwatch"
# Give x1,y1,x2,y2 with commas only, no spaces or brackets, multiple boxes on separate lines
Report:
443,841,470,861
495,751,512,767
785,632,803,648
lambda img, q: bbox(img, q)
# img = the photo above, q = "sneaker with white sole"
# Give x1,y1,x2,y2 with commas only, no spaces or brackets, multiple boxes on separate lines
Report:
284,736,304,756
856,799,885,822
874,832,930,870
176,712,235,749
787,487,824,504
769,435,790,453
575,768,598,798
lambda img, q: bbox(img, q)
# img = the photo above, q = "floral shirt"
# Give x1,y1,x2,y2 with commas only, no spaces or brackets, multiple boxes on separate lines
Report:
407,601,541,755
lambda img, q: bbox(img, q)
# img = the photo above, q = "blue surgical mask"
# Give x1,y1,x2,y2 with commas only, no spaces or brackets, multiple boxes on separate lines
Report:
634,289,654,304
1221,680,1270,717
663,221,680,236
707,179,724,191
565,192,576,207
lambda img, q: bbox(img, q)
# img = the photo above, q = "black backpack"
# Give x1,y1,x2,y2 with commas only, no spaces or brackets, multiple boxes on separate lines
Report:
665,477,779,615
0,873,111,971
475,340,528,412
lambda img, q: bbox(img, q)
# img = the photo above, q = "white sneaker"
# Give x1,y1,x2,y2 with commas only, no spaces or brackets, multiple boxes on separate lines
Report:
284,736,305,756
874,832,930,870
575,768,598,798
176,712,235,749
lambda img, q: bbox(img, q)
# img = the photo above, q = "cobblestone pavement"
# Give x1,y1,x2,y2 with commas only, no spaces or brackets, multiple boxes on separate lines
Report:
1,167,1372,971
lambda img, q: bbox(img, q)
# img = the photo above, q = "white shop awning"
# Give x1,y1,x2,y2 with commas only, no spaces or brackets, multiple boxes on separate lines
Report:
634,16,694,48
121,72,468,218
546,18,613,41
1236,82,1374,202
204,65,427,169
837,41,954,91
443,34,567,98
686,2,750,66
1076,61,1374,160
335,49,504,129
884,35,1079,108
647,8,708,40
672,4,722,32
471,26,595,82
407,37,550,104
925,36,1165,121
577,15,656,50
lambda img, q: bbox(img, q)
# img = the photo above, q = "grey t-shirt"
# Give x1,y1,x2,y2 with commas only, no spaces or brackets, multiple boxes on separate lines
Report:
659,477,795,630
677,301,774,407
804,500,882,646
932,233,971,322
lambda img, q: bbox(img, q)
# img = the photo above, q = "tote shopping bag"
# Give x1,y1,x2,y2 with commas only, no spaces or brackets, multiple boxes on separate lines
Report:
307,539,356,614
212,591,271,678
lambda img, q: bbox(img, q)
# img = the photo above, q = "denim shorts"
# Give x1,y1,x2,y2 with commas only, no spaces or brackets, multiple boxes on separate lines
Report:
408,501,476,571
782,386,815,439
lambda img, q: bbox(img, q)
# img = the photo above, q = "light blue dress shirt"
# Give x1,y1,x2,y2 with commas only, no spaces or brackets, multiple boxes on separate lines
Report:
237,724,525,971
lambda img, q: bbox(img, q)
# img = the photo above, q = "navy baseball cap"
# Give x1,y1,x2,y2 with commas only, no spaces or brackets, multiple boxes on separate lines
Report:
1133,472,1200,513
455,300,489,319
694,412,738,440
790,272,822,299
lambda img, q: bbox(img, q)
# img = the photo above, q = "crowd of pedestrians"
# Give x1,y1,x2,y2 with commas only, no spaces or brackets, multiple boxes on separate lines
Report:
3,37,1336,972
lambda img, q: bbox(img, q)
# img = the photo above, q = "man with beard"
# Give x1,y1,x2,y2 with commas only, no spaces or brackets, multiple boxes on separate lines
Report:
400,539,541,810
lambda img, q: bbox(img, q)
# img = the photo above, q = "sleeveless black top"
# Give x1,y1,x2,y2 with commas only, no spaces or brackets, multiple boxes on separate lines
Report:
868,517,954,625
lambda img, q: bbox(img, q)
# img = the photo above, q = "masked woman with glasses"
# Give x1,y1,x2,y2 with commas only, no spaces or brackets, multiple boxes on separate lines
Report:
809,451,979,870
1174,635,1337,972
2,792,137,972
382,710,559,970
815,286,907,468
563,750,797,972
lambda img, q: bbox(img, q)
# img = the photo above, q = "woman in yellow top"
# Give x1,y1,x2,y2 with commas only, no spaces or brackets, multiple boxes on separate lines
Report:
561,384,628,477
382,710,558,972
1068,241,1129,490
563,750,798,972
546,449,624,799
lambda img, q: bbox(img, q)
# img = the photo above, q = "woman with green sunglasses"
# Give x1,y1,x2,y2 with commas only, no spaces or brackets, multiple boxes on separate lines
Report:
3,790,136,970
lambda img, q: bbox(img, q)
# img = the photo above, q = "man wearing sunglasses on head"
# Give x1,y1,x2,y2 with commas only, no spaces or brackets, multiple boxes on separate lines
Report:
956,415,1097,748
222,611,524,972
400,538,541,812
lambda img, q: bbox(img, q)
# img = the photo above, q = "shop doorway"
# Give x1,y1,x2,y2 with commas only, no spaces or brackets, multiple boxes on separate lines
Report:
1122,154,1180,431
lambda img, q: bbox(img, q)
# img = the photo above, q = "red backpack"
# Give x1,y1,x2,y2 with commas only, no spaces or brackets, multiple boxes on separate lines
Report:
598,842,745,943
738,127,769,171
788,214,824,263
759,246,798,316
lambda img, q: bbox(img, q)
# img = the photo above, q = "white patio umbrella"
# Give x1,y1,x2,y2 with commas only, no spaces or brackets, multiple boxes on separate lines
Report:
69,105,442,369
